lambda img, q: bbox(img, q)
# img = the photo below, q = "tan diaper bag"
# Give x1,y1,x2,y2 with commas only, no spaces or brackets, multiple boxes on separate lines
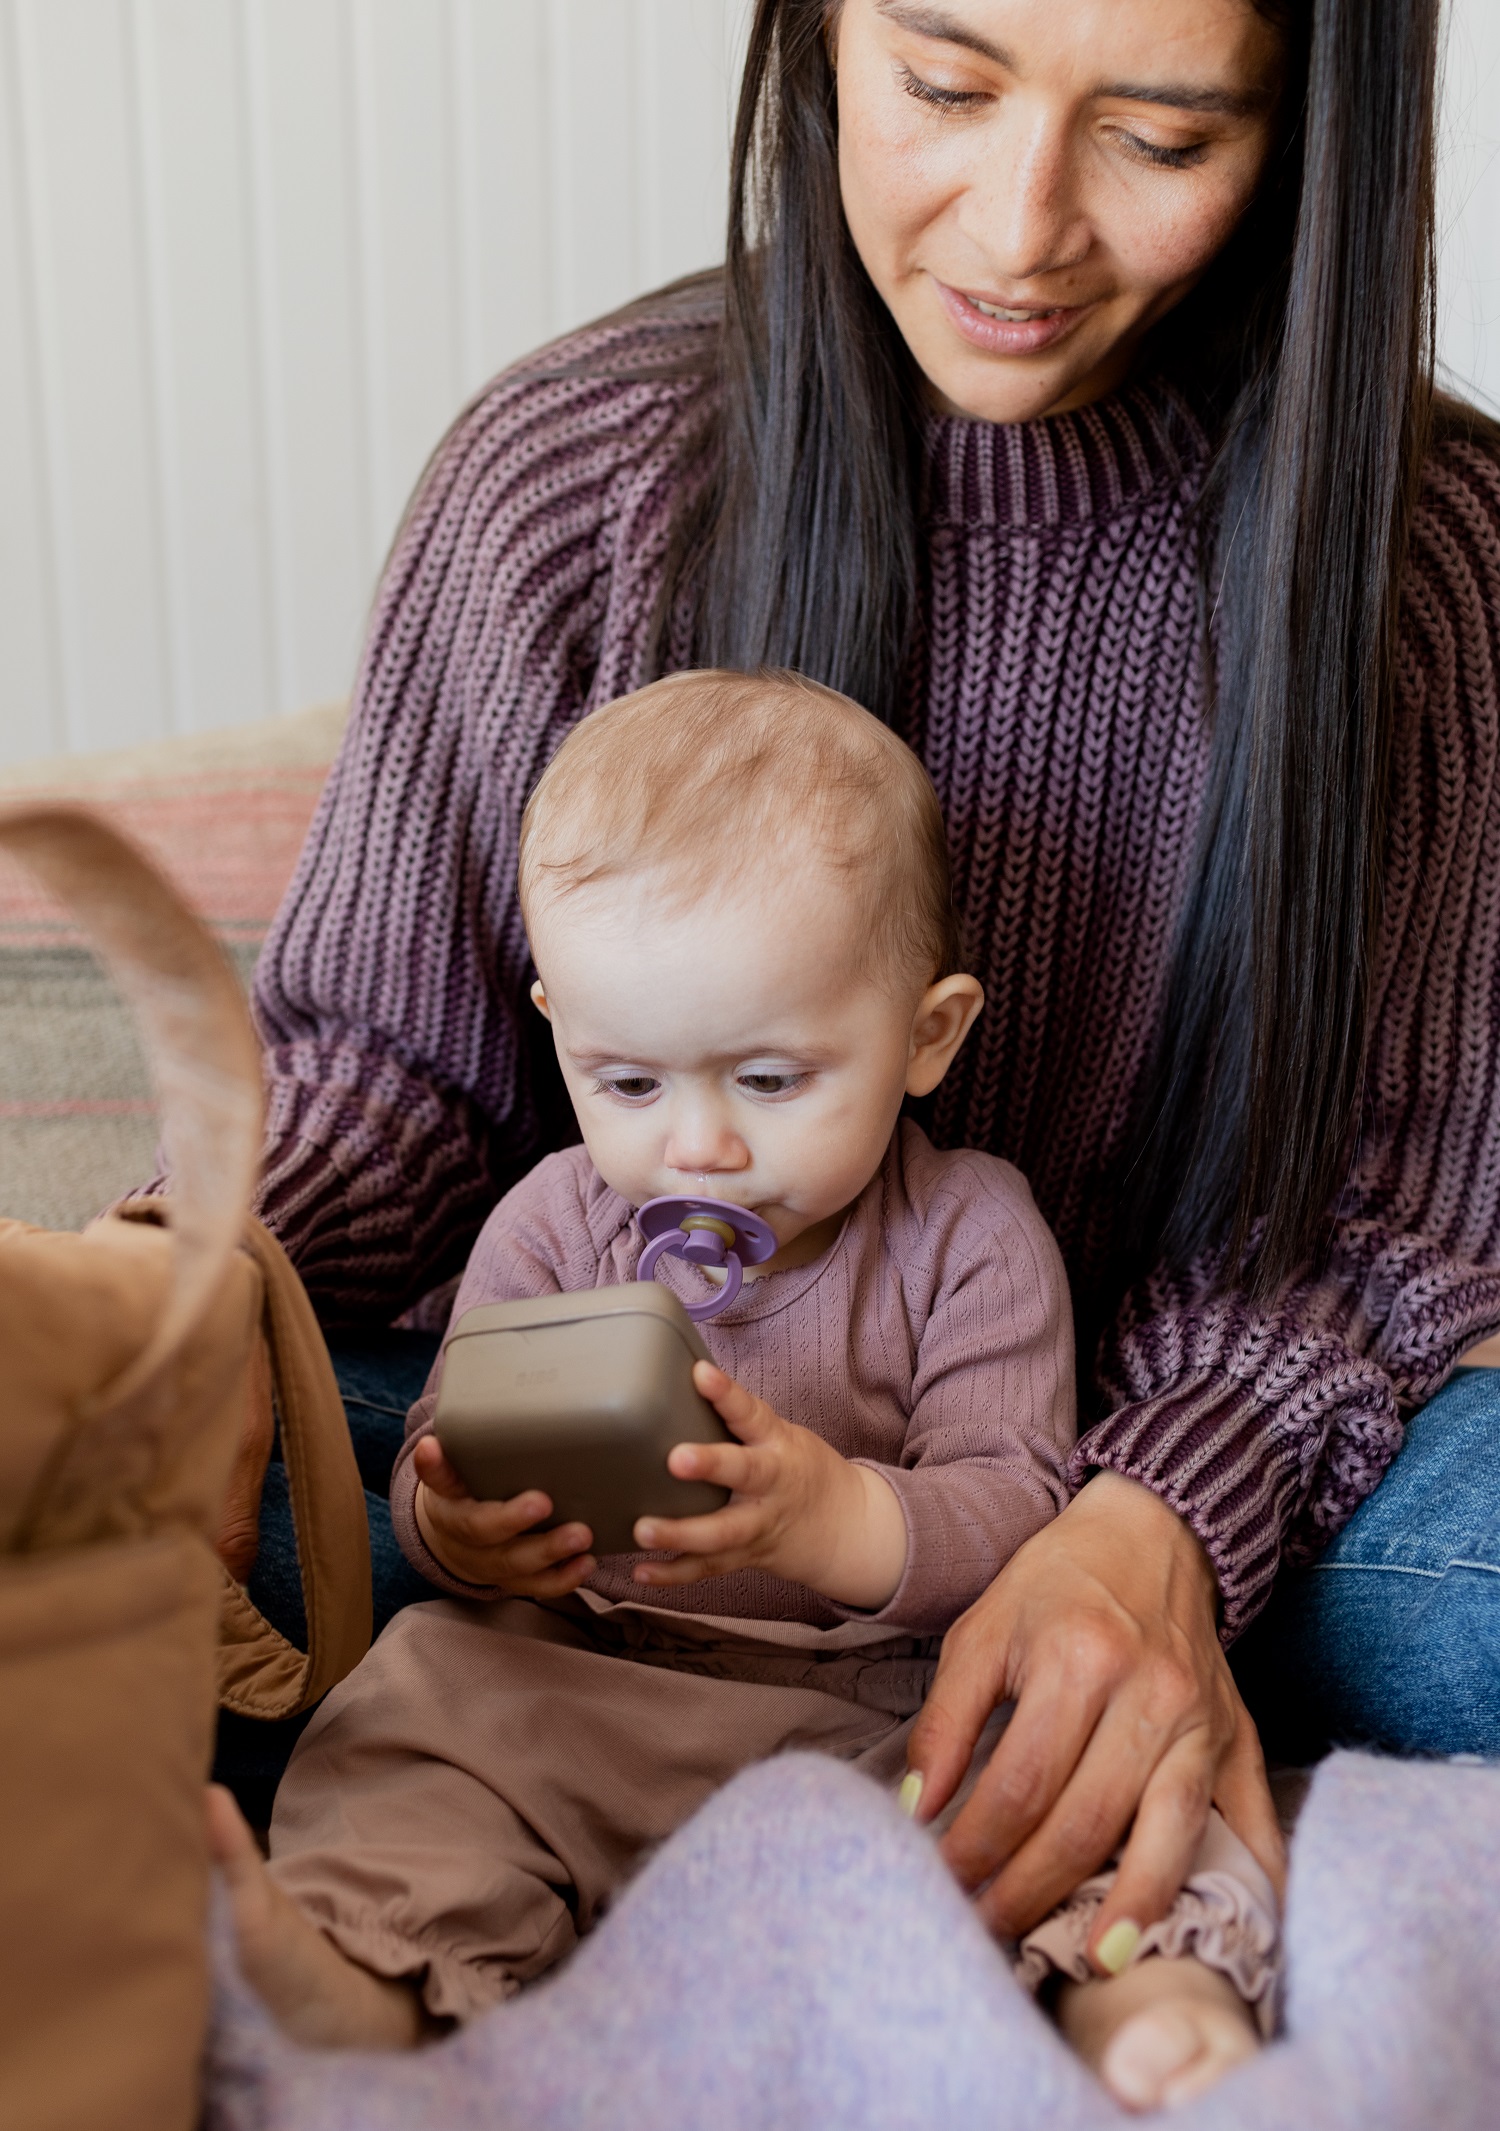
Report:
0,806,371,2131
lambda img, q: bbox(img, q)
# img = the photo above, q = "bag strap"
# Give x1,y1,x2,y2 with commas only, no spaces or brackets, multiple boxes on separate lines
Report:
110,1203,375,1718
0,803,370,1716
218,1218,372,1716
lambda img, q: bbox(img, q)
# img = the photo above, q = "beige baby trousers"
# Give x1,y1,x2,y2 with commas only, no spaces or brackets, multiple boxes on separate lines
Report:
269,1593,1278,2025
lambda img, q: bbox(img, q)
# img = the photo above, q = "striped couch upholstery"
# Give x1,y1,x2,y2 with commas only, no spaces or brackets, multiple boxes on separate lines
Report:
0,706,342,1232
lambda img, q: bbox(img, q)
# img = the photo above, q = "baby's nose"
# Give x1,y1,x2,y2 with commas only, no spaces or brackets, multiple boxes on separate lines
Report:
662,1118,751,1175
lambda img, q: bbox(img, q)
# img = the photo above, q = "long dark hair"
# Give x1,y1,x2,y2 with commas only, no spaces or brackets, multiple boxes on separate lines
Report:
647,0,1444,1300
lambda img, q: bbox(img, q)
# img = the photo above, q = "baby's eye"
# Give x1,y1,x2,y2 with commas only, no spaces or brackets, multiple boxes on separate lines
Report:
596,1074,660,1102
735,1070,808,1099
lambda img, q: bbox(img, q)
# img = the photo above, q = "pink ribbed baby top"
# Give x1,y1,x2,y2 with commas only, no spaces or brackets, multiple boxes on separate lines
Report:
390,1121,1076,1636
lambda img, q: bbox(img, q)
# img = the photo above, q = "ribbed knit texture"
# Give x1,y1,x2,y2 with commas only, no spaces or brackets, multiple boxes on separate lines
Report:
387,1122,1076,1635
253,305,1500,1637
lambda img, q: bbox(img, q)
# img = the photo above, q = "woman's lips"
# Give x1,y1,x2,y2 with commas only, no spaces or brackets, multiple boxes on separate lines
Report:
935,279,1093,356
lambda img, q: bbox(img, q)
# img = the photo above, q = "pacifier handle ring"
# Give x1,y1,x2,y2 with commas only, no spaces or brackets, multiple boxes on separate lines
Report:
689,1253,742,1320
637,1227,745,1321
636,1230,680,1285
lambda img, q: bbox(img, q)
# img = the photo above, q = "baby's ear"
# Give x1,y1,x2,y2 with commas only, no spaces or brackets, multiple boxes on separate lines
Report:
529,978,552,1021
906,974,985,1097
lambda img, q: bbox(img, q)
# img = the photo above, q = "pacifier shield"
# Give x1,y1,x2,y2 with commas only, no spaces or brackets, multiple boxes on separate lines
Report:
635,1195,780,1322
636,1196,779,1261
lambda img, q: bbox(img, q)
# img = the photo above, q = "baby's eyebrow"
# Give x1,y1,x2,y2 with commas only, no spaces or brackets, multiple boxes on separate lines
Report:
733,1045,841,1067
566,1042,841,1071
567,1051,662,1071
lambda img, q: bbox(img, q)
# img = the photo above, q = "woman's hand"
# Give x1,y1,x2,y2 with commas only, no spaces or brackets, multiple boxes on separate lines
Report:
411,1434,597,1598
631,1362,908,1609
904,1472,1286,1964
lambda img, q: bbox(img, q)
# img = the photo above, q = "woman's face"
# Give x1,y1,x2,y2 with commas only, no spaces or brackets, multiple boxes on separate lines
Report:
834,0,1285,422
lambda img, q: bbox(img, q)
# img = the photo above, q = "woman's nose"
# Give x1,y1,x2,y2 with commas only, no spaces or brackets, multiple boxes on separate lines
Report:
969,101,1090,285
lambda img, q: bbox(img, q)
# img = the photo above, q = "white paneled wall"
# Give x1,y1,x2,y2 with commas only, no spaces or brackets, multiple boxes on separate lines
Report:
0,0,748,762
1438,0,1500,418
1,0,1497,764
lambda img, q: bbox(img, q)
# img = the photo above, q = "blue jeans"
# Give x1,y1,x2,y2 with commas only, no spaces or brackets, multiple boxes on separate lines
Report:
1232,1366,1500,1761
211,1329,444,1824
213,1341,1500,1820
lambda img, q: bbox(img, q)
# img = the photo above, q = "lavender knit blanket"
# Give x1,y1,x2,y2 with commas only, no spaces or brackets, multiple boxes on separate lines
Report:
205,1750,1498,2131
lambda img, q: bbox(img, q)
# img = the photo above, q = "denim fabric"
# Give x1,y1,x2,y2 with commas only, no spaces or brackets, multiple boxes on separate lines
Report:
1233,1366,1500,1762
212,1330,444,1825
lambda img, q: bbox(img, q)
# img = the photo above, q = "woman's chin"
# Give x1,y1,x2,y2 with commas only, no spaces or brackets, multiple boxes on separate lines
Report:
906,296,1141,425
919,349,1129,425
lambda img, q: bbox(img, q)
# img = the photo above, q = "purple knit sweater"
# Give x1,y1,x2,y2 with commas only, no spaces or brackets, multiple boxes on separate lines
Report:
252,304,1500,1638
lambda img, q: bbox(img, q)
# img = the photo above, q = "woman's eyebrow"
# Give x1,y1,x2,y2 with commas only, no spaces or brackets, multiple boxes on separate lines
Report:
875,2,1273,119
1094,79,1274,119
877,0,1011,67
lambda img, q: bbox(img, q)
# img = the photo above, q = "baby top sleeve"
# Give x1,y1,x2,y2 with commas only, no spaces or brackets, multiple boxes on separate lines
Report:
834,1122,1078,1636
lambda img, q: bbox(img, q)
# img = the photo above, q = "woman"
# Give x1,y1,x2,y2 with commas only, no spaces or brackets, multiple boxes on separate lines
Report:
229,0,1499,2019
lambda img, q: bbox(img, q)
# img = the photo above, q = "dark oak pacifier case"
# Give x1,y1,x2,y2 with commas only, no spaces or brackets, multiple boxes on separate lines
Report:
433,1285,733,1554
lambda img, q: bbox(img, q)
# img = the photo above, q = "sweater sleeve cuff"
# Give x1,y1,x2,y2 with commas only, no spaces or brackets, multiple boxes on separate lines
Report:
1070,1374,1294,1642
249,1035,506,1323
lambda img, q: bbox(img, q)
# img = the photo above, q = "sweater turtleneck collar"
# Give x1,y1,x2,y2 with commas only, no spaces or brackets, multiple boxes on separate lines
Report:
921,373,1209,531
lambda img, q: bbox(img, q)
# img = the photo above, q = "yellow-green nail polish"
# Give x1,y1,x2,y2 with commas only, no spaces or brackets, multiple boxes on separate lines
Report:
1095,1919,1142,1975
898,1772,924,1820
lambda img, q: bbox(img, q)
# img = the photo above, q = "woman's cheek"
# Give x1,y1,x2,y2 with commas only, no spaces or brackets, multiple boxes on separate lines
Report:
1108,165,1265,298
838,88,958,288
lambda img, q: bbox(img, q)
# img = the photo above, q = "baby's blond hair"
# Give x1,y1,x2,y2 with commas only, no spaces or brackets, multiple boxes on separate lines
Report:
519,669,960,993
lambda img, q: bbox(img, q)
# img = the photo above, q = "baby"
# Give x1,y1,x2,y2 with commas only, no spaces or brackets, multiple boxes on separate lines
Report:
214,671,1278,2109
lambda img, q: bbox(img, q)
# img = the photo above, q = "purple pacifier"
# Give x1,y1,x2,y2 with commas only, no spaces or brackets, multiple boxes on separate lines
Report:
635,1195,780,1321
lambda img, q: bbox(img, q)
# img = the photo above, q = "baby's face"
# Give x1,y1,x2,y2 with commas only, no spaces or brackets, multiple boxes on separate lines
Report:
529,865,979,1270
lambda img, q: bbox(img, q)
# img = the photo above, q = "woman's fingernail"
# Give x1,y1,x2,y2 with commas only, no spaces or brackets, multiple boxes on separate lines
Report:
898,1772,924,1819
1095,1919,1142,1975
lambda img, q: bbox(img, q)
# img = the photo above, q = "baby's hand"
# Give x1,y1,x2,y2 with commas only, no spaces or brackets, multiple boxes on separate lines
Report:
631,1362,907,1610
411,1434,596,1598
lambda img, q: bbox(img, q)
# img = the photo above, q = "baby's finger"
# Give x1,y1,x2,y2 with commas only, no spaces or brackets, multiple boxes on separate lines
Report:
427,1488,559,1546
512,1552,597,1600
410,1434,471,1499
631,1552,719,1587
665,1439,754,1491
500,1525,595,1578
691,1362,780,1444
632,1502,762,1556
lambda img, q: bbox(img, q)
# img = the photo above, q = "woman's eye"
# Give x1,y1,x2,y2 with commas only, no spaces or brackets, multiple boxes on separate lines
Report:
1115,131,1209,171
597,1075,659,1102
736,1071,807,1098
897,62,985,113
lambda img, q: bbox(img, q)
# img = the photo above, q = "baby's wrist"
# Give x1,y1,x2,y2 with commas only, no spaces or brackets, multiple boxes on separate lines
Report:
413,1484,473,1583
845,1464,909,1610
797,1453,907,1611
